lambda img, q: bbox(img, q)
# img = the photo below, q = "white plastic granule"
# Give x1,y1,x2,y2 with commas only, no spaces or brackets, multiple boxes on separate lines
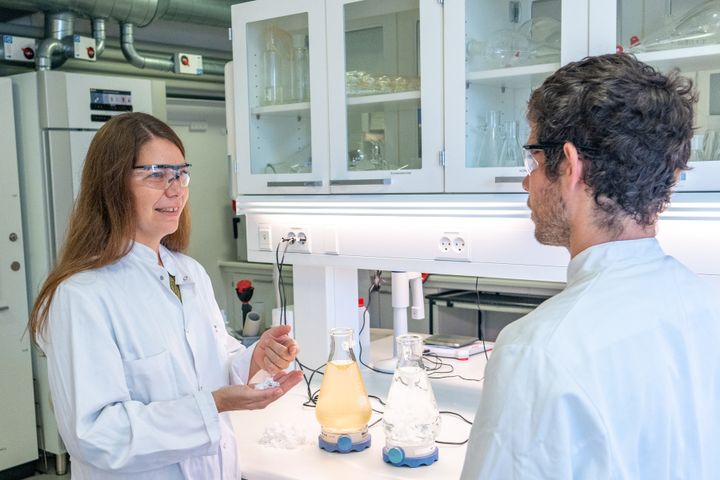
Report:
258,422,310,449
254,377,281,390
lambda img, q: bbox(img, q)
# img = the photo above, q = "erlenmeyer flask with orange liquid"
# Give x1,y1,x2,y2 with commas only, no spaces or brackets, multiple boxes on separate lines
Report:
315,327,372,453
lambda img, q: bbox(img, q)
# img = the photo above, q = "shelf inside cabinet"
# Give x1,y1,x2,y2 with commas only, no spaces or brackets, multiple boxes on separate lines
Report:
466,63,560,88
251,102,311,115
634,44,720,73
346,90,420,106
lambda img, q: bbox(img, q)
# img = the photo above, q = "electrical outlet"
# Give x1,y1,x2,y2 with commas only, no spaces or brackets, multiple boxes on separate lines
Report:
452,237,466,253
286,227,311,254
437,232,470,261
439,236,451,253
258,225,272,251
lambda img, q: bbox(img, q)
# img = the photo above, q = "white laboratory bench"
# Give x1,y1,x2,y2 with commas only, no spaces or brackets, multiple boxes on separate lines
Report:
231,332,490,480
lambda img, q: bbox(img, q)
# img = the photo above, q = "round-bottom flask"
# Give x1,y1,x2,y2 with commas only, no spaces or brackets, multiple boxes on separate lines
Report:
382,334,440,468
315,327,372,453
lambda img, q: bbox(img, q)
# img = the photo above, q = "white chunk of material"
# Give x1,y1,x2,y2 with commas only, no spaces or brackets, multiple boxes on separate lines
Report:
254,378,281,390
258,423,310,449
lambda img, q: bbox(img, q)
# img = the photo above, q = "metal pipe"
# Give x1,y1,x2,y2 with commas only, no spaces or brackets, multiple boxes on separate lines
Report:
0,0,243,27
0,22,231,60
0,0,158,27
91,17,105,57
202,58,225,76
36,11,74,71
154,0,236,27
120,22,173,71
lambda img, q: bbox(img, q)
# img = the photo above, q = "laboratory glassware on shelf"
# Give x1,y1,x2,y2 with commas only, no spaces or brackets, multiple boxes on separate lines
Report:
629,0,720,52
473,111,503,168
262,25,292,105
465,17,560,70
382,334,441,468
520,16,561,64
499,120,523,167
290,34,309,102
315,327,372,453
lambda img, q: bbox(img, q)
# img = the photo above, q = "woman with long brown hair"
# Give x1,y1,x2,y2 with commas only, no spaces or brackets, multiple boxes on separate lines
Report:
30,112,302,479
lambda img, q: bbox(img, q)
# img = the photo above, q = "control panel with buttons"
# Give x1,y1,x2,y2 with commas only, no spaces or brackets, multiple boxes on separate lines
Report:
174,52,204,75
3,35,37,63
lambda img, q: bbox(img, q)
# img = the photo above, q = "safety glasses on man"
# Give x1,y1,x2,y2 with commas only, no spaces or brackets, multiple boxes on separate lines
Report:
132,163,192,190
522,143,563,175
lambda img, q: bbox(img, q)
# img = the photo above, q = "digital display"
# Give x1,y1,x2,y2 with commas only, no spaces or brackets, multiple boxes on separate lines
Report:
89,88,133,112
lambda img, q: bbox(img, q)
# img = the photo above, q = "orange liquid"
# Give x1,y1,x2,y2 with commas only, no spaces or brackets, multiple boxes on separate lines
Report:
315,360,372,433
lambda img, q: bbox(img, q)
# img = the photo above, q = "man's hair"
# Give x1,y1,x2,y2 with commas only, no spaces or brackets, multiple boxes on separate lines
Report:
527,53,697,227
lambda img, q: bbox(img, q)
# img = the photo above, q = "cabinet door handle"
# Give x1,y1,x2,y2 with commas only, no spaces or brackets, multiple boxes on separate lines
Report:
0,305,9,311
494,176,526,183
330,178,391,186
266,180,324,187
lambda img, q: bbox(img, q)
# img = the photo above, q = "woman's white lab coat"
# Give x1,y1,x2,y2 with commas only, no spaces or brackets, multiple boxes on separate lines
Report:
40,242,254,479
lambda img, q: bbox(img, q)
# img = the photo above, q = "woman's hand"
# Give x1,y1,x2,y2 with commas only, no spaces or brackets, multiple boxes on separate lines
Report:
212,370,303,413
250,325,299,378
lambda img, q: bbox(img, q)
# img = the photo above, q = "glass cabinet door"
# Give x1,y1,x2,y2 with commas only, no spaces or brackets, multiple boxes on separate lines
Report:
610,0,720,191
326,0,444,193
231,0,329,194
445,0,585,193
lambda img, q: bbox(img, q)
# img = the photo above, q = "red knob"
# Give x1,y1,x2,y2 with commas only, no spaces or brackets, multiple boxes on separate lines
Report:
630,35,640,47
181,55,189,66
616,44,624,53
22,47,34,59
86,46,95,58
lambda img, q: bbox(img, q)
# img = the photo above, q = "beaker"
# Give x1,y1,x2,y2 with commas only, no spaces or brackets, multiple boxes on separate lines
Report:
315,327,372,452
382,334,440,467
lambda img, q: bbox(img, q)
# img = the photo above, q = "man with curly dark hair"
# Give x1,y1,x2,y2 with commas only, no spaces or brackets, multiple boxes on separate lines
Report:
462,54,720,479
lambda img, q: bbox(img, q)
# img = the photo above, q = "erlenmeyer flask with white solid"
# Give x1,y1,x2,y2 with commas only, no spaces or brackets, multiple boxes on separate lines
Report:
382,334,440,467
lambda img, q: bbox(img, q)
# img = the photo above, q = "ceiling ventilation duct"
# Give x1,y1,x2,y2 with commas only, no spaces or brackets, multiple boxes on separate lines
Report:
1,0,239,73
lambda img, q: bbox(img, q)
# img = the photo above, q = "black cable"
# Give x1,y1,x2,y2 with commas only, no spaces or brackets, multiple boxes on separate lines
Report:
475,277,490,362
435,410,474,445
357,282,392,375
423,353,455,375
275,238,292,327
440,410,473,425
274,236,329,406
368,394,386,406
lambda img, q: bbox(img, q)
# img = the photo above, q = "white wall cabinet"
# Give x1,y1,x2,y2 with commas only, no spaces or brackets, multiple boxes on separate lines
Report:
232,0,720,194
231,0,444,194
231,0,329,194
445,0,589,193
